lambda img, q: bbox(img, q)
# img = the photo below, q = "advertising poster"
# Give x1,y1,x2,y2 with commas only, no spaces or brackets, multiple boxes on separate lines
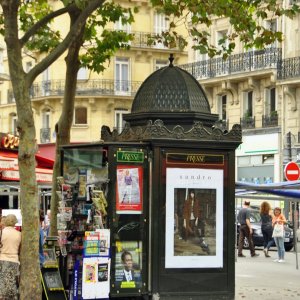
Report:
82,257,111,299
116,166,143,214
165,168,224,268
114,241,142,289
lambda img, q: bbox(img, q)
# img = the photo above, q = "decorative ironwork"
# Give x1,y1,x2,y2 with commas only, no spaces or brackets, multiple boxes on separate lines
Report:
131,31,183,50
101,119,242,142
7,79,143,102
213,119,228,131
262,114,278,127
278,56,300,79
240,116,255,129
40,128,51,143
180,48,282,79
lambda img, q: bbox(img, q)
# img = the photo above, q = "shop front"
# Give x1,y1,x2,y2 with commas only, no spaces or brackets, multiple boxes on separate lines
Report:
0,132,53,211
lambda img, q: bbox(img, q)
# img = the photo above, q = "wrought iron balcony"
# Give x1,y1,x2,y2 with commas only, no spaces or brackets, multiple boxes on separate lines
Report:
130,31,183,50
7,79,143,102
180,47,282,79
277,56,300,80
40,128,51,143
240,116,255,129
262,114,278,127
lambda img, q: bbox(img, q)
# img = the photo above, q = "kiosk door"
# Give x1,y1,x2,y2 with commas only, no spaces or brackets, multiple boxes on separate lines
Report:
109,145,150,299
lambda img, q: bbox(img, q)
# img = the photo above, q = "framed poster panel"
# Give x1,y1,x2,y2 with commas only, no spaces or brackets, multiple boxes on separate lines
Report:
116,165,143,214
165,167,224,268
114,241,143,289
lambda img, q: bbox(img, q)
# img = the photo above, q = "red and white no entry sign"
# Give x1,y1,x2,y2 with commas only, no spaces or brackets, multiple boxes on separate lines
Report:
284,161,300,181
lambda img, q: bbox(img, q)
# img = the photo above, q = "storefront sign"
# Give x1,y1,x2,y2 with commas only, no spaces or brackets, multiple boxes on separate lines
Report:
117,151,144,163
1,169,52,182
166,153,224,165
1,134,19,149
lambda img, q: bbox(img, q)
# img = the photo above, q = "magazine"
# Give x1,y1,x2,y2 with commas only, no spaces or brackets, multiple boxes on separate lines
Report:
43,248,58,267
44,270,64,291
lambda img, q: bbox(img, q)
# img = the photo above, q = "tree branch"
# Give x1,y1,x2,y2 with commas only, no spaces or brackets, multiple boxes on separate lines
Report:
20,5,72,46
26,0,104,85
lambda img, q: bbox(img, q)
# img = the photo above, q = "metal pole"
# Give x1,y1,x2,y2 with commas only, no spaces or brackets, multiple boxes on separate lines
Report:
292,201,298,269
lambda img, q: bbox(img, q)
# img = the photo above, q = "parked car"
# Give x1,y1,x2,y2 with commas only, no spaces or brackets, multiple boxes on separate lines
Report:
236,208,294,252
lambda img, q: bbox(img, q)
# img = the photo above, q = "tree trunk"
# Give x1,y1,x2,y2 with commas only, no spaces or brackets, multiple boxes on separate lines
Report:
50,14,85,236
1,2,42,298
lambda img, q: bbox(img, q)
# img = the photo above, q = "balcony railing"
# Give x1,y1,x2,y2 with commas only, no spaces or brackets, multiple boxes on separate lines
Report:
240,116,255,129
7,79,143,102
277,57,300,80
40,128,51,143
262,114,278,127
180,48,282,79
130,31,180,50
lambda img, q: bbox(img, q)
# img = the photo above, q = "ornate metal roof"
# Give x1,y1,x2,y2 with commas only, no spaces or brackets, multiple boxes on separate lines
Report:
131,55,211,114
101,54,242,144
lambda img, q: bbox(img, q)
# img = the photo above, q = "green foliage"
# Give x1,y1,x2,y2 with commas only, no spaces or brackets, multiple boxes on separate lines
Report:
150,0,300,59
19,0,61,52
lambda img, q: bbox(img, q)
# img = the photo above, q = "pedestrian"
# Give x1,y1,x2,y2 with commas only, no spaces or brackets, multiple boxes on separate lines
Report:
272,207,287,263
260,201,273,257
0,214,22,300
237,201,259,257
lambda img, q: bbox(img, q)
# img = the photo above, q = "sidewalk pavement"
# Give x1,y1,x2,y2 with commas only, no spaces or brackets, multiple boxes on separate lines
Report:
235,248,300,300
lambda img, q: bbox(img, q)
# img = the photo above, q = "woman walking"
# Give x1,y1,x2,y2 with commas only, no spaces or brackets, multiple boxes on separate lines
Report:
272,207,287,263
0,214,21,299
260,201,273,257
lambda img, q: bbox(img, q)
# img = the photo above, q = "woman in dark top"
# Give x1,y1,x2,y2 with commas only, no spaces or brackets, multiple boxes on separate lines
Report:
260,201,273,257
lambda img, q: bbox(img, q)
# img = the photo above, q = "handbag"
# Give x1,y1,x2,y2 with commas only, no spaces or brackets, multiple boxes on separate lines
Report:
272,223,284,238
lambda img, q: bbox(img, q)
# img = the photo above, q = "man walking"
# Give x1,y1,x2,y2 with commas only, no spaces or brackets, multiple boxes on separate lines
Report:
237,201,259,257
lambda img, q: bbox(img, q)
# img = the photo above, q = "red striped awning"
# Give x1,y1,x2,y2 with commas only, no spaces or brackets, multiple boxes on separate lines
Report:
0,166,52,182
0,150,53,182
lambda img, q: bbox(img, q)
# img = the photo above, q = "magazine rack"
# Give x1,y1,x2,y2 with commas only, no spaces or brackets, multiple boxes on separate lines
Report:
41,246,67,300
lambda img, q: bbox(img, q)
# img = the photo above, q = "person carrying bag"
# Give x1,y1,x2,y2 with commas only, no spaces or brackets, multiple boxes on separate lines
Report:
272,207,286,263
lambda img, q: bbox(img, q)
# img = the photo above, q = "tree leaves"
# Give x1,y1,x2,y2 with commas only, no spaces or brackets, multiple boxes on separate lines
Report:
150,0,300,58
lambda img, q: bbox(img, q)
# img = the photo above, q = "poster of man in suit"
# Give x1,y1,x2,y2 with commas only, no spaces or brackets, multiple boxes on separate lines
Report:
114,241,142,289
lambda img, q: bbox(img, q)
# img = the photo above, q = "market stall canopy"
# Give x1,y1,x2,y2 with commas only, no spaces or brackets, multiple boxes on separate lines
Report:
236,180,300,201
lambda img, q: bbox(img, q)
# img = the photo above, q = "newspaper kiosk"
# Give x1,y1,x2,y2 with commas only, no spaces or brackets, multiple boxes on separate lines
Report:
59,56,242,299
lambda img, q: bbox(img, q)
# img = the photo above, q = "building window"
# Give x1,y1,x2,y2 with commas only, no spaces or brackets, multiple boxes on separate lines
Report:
265,19,277,48
42,68,50,96
41,109,51,143
243,91,253,117
42,109,50,129
216,29,228,52
265,87,276,115
218,95,227,120
115,109,128,134
77,67,88,80
74,107,87,125
114,14,131,33
10,113,17,135
154,12,169,49
155,60,168,70
195,49,208,62
115,57,130,94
